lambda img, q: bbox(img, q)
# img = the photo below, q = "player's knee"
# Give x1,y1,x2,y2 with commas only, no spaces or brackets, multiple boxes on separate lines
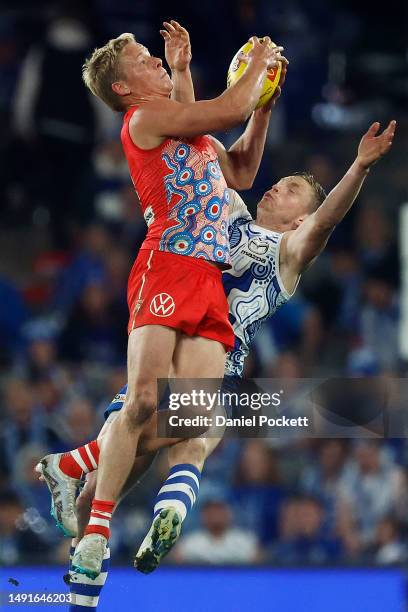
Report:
123,388,157,429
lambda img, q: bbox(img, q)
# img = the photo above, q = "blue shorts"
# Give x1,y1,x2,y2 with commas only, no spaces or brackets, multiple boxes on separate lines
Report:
103,377,243,421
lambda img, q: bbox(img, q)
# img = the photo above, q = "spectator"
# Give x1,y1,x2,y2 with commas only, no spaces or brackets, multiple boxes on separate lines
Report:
357,268,400,372
374,516,407,565
175,496,261,565
0,489,50,565
354,207,399,285
62,397,98,447
0,379,46,479
13,11,98,246
0,276,28,366
53,224,112,315
300,440,350,532
336,441,408,555
254,299,323,375
15,319,62,382
58,280,127,366
13,443,52,525
271,495,342,565
233,441,284,544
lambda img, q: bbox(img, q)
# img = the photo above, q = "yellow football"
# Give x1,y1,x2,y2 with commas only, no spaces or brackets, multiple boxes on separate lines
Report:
227,38,282,109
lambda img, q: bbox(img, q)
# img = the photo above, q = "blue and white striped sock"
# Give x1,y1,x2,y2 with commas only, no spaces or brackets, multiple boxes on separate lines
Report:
153,463,201,521
68,542,110,610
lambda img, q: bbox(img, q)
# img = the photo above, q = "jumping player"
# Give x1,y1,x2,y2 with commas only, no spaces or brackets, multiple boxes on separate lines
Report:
39,115,395,599
36,21,287,579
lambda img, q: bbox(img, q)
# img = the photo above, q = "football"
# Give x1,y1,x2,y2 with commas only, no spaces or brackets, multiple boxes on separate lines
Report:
227,38,282,109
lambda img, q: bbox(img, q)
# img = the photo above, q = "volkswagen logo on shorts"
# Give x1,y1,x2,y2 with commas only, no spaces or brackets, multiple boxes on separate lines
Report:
150,293,175,317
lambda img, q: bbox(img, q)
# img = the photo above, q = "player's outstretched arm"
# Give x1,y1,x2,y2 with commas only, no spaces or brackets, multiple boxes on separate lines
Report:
161,20,195,104
210,65,287,190
131,37,287,147
285,120,396,273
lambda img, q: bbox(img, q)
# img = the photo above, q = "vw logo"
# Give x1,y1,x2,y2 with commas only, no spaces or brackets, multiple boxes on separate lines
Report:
150,293,176,317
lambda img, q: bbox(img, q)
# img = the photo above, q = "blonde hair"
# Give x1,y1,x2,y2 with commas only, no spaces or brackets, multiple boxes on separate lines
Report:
82,33,135,112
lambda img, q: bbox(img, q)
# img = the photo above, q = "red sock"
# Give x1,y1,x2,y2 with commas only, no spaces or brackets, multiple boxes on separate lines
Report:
85,499,115,540
59,440,100,479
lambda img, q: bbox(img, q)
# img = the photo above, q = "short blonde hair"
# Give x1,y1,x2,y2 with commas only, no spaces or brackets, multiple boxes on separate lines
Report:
82,33,135,112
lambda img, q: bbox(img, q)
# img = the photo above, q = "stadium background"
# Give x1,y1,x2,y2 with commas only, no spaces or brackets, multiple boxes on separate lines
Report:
0,0,407,610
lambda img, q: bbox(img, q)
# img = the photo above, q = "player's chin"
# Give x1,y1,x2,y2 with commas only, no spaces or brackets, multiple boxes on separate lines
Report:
162,76,173,93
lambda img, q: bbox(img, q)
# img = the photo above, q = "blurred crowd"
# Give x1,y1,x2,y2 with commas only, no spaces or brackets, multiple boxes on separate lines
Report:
1,0,408,568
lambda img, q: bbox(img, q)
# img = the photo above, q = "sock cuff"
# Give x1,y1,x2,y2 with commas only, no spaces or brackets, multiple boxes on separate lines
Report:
91,499,115,514
168,463,201,480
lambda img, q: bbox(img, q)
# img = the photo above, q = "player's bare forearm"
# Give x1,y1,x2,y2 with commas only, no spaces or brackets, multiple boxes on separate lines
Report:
288,159,370,269
314,158,369,230
171,67,195,103
162,20,195,103
287,120,396,271
223,64,286,189
227,109,271,189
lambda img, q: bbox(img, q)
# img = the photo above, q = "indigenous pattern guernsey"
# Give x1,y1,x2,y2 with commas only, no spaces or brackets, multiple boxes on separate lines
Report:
223,190,295,376
121,106,230,267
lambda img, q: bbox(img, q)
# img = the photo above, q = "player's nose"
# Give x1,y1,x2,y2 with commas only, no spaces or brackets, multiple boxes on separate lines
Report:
154,57,163,68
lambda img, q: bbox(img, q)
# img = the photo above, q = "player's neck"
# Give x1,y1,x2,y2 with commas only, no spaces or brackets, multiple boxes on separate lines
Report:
254,215,288,234
125,91,169,109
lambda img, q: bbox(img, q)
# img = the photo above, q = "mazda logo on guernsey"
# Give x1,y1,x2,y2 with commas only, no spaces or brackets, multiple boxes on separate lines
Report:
248,238,269,256
150,293,176,317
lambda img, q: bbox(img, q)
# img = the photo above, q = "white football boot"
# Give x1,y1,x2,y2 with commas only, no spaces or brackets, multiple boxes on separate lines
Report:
35,453,80,537
72,533,107,579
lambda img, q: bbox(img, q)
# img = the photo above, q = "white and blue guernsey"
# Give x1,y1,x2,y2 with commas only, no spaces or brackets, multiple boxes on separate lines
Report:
104,189,296,419
223,189,295,377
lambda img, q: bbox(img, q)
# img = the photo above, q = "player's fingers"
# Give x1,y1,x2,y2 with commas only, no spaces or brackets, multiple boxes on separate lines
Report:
279,68,287,87
366,121,380,136
272,86,281,101
270,45,284,54
249,35,260,46
160,30,171,39
171,20,189,35
163,21,176,33
278,55,289,65
261,36,272,45
384,119,397,137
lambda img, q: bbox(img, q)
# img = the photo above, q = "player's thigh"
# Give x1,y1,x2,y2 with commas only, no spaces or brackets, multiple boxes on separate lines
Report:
124,325,178,422
171,335,226,379
127,325,178,389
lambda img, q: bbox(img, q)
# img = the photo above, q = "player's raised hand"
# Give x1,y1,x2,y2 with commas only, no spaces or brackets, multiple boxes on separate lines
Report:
357,120,396,169
239,37,288,70
160,20,192,72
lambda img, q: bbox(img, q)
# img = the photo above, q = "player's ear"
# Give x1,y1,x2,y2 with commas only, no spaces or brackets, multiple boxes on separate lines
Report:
112,81,130,96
